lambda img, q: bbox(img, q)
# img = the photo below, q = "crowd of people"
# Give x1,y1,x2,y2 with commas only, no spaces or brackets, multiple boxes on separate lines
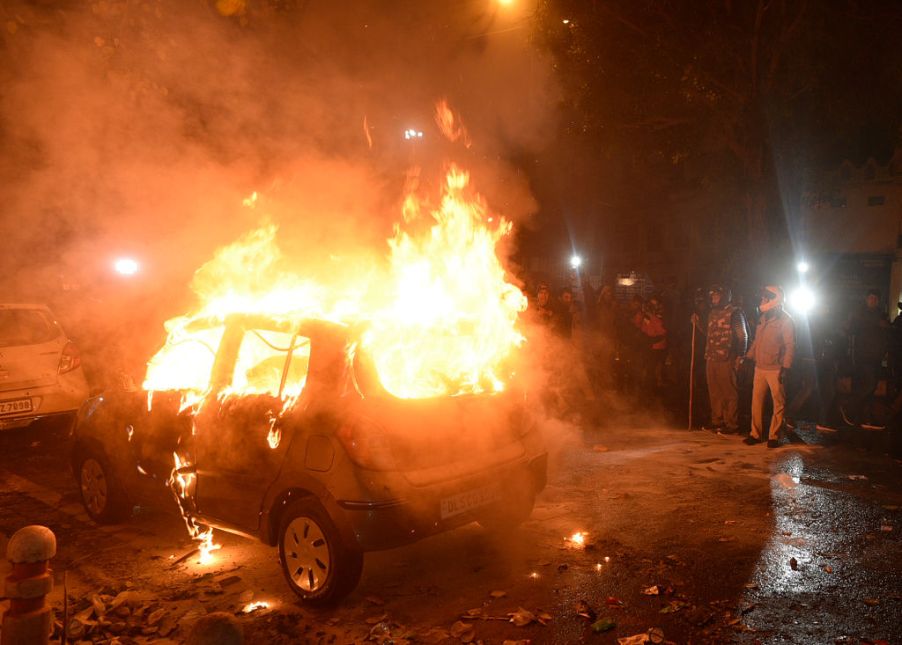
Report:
526,278,902,445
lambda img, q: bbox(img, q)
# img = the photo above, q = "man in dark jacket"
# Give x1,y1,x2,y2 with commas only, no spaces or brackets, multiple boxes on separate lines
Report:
745,285,795,447
693,285,749,433
843,288,889,428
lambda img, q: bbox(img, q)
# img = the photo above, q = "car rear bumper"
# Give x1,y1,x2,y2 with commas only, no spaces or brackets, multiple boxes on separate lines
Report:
339,452,547,551
0,375,89,430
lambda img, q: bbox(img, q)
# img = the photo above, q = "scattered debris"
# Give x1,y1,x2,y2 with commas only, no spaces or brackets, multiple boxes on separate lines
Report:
880,525,893,532
591,617,616,633
215,574,242,588
574,599,596,621
508,607,537,627
790,558,799,571
863,598,880,606
642,585,661,595
847,475,869,481
606,597,625,608
449,620,475,642
489,590,507,599
822,565,834,574
185,611,242,645
659,600,689,614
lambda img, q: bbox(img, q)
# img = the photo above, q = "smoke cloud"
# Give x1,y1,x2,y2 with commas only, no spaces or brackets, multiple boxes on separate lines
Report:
0,0,557,382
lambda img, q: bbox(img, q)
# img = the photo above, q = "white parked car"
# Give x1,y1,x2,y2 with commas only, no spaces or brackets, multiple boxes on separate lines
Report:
0,304,90,430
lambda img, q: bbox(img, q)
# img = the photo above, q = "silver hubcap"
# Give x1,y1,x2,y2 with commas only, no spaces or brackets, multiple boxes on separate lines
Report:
284,516,331,592
81,458,108,516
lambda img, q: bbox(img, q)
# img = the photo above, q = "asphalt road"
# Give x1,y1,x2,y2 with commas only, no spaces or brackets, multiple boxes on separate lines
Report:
1,419,900,645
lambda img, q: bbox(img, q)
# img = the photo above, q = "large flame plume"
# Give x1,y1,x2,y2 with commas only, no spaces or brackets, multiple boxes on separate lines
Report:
144,165,526,400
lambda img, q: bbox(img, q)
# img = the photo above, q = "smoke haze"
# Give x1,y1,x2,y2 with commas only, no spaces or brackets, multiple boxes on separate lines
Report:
0,0,558,381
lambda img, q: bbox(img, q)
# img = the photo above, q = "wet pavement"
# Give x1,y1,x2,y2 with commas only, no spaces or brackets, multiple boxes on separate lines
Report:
1,418,900,644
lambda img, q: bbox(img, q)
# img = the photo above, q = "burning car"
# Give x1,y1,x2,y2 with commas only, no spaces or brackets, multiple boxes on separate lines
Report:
71,313,546,603
0,304,90,431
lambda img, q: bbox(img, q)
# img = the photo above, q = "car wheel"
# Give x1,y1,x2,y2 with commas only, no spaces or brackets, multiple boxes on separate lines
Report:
77,450,129,523
476,479,536,534
277,499,363,605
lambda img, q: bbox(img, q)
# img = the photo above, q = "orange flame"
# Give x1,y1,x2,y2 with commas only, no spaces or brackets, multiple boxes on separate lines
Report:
144,165,525,400
434,99,472,148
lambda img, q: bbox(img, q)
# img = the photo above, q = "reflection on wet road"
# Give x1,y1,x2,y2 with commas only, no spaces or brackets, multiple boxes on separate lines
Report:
744,449,900,642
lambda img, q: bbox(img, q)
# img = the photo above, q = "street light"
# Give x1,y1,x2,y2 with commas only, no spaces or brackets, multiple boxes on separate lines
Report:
796,260,810,274
789,285,815,315
113,257,140,276
403,128,424,140
569,254,583,269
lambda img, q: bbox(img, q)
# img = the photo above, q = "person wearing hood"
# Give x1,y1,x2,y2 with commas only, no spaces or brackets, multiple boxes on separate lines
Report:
744,285,795,447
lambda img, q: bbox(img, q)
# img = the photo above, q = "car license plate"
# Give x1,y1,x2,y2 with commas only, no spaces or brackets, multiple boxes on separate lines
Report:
0,398,33,416
440,483,501,520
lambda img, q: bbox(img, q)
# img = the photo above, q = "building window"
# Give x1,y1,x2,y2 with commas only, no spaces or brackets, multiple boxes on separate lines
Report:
830,195,847,208
868,195,885,207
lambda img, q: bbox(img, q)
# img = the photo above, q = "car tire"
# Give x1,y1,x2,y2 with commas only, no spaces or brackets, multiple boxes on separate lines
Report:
476,479,536,534
277,499,363,605
77,449,130,524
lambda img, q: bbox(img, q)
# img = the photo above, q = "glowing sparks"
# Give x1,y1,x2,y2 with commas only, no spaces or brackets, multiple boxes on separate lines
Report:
567,531,588,547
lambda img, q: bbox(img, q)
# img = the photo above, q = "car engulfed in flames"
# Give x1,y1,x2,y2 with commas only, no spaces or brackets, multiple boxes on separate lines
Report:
70,165,547,603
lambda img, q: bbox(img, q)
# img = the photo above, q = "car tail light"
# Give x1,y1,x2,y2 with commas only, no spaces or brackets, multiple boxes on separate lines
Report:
58,342,82,374
336,419,397,471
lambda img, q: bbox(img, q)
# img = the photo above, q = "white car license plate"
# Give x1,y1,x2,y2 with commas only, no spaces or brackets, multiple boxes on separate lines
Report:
440,483,501,520
0,398,33,416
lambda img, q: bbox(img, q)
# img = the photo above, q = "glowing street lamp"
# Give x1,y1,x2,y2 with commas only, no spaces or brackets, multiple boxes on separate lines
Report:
789,286,816,315
569,254,583,269
797,260,810,274
113,257,140,276
403,128,424,140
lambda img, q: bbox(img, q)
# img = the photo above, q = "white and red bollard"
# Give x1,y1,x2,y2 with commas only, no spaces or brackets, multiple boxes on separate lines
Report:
2,525,56,645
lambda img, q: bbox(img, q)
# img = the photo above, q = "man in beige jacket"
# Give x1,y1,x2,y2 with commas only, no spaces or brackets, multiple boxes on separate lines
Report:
744,285,795,447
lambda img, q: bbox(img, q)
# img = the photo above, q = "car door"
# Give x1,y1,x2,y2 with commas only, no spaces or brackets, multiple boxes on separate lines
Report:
193,321,312,533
